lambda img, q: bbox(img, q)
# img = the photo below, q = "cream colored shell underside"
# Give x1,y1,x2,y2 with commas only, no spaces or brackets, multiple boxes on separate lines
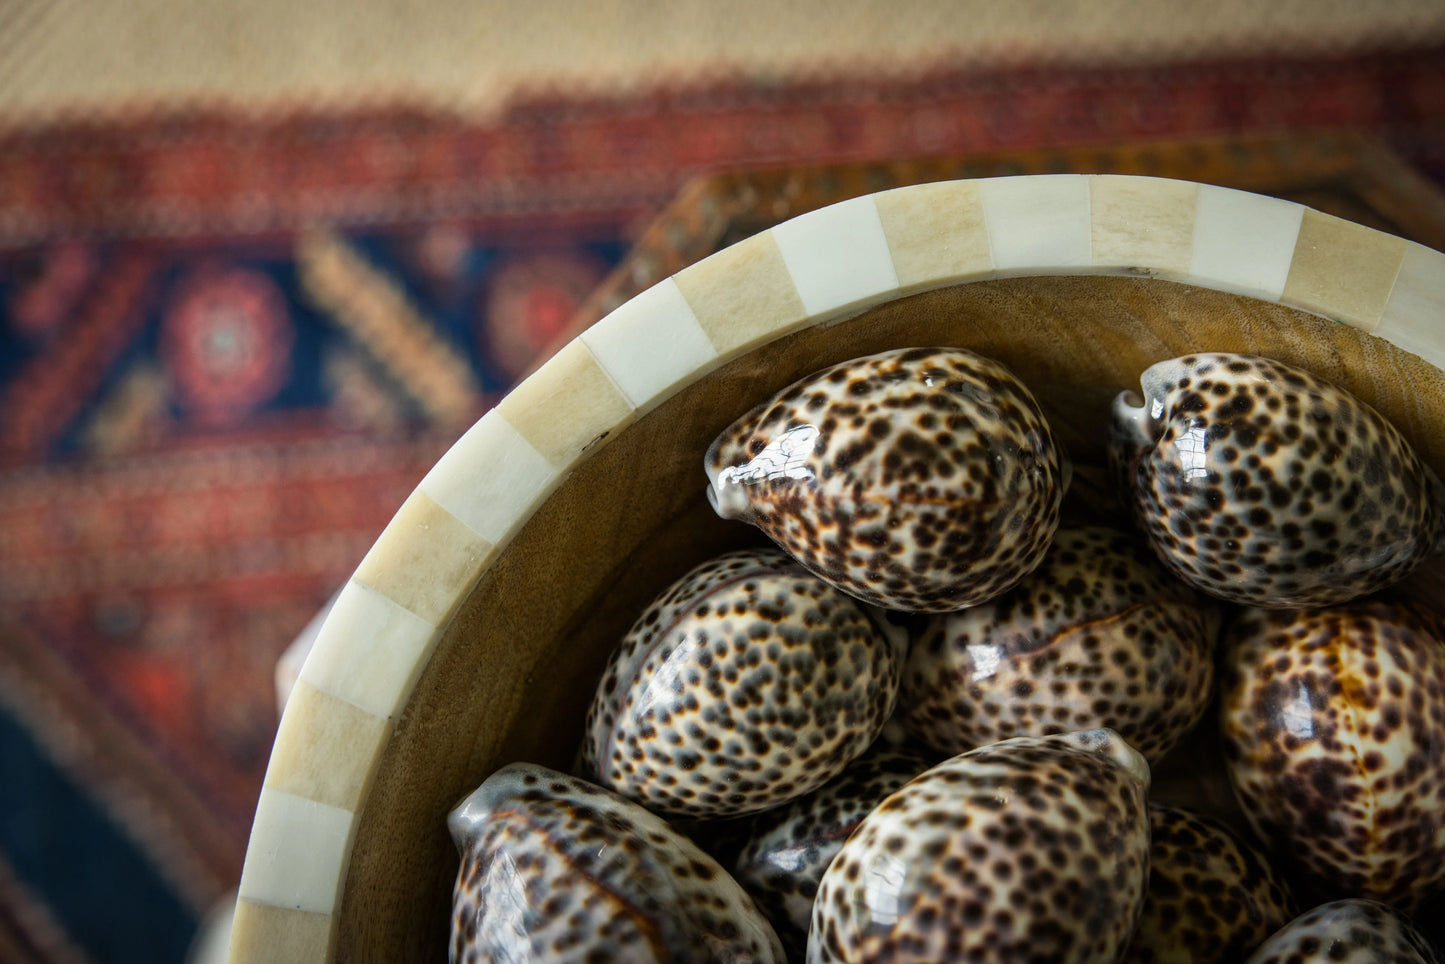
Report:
228,174,1445,962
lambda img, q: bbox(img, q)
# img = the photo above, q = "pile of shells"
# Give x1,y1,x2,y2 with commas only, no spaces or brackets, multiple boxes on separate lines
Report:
447,348,1445,963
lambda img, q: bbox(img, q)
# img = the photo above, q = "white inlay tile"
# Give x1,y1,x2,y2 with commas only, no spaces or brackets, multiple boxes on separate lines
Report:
299,580,435,720
1189,185,1304,300
1377,240,1445,370
771,195,900,317
238,788,356,916
417,409,560,546
980,175,1093,275
581,278,720,411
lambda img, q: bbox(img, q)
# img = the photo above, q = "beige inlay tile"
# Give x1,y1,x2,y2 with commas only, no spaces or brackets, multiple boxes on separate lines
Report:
674,230,810,358
1282,209,1409,332
229,900,334,964
581,278,719,412
239,788,356,915
353,490,495,626
300,580,435,720
1377,241,1445,369
495,339,636,469
418,410,558,546
875,180,993,292
264,680,391,811
1091,175,1198,276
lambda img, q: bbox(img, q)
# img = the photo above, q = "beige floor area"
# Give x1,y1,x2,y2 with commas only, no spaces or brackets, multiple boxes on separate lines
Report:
2,0,1445,120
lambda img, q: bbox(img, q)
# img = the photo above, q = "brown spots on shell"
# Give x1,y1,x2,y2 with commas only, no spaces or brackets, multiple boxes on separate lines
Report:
896,525,1218,763
1121,804,1295,964
1220,601,1445,911
730,746,939,958
1243,898,1443,964
807,730,1150,963
1109,353,1444,609
707,348,1066,613
581,548,906,819
447,763,786,962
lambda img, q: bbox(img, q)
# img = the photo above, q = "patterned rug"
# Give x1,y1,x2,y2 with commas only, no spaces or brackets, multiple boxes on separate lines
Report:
3,43,1445,962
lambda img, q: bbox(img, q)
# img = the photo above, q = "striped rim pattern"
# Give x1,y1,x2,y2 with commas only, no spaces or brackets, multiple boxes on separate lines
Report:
228,174,1445,961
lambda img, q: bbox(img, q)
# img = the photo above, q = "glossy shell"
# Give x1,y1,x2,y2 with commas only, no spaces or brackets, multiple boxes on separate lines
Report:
1121,803,1295,964
581,548,907,819
1220,601,1445,910
447,763,785,963
807,729,1151,963
1110,352,1444,608
1244,899,1443,964
731,746,938,957
706,347,1066,613
898,525,1218,762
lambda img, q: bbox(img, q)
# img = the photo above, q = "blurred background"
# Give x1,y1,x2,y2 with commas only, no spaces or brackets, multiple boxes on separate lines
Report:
1,2,1444,961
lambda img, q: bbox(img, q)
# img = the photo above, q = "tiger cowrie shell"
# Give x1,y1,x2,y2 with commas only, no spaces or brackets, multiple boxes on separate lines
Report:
1243,899,1442,964
707,347,1066,613
897,524,1218,763
1110,352,1444,608
581,548,907,819
1121,803,1295,964
1220,601,1445,910
447,763,786,962
807,729,1150,963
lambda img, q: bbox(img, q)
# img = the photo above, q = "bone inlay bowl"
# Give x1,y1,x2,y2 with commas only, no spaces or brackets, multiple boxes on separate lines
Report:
227,175,1445,963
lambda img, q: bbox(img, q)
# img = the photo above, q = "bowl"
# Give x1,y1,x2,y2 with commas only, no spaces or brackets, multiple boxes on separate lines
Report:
226,174,1445,962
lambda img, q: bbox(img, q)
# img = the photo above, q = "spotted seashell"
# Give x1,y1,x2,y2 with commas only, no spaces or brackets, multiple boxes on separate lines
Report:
808,729,1151,963
447,763,785,963
731,746,939,957
581,548,907,819
1110,352,1444,608
897,525,1218,762
1244,899,1443,964
706,347,1066,613
1220,601,1445,910
1121,803,1295,964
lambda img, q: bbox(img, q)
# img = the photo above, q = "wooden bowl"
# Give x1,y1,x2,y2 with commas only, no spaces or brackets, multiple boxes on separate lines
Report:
227,175,1445,962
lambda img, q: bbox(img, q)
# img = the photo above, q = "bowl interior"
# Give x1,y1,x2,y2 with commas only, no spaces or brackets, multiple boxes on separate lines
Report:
333,274,1445,959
